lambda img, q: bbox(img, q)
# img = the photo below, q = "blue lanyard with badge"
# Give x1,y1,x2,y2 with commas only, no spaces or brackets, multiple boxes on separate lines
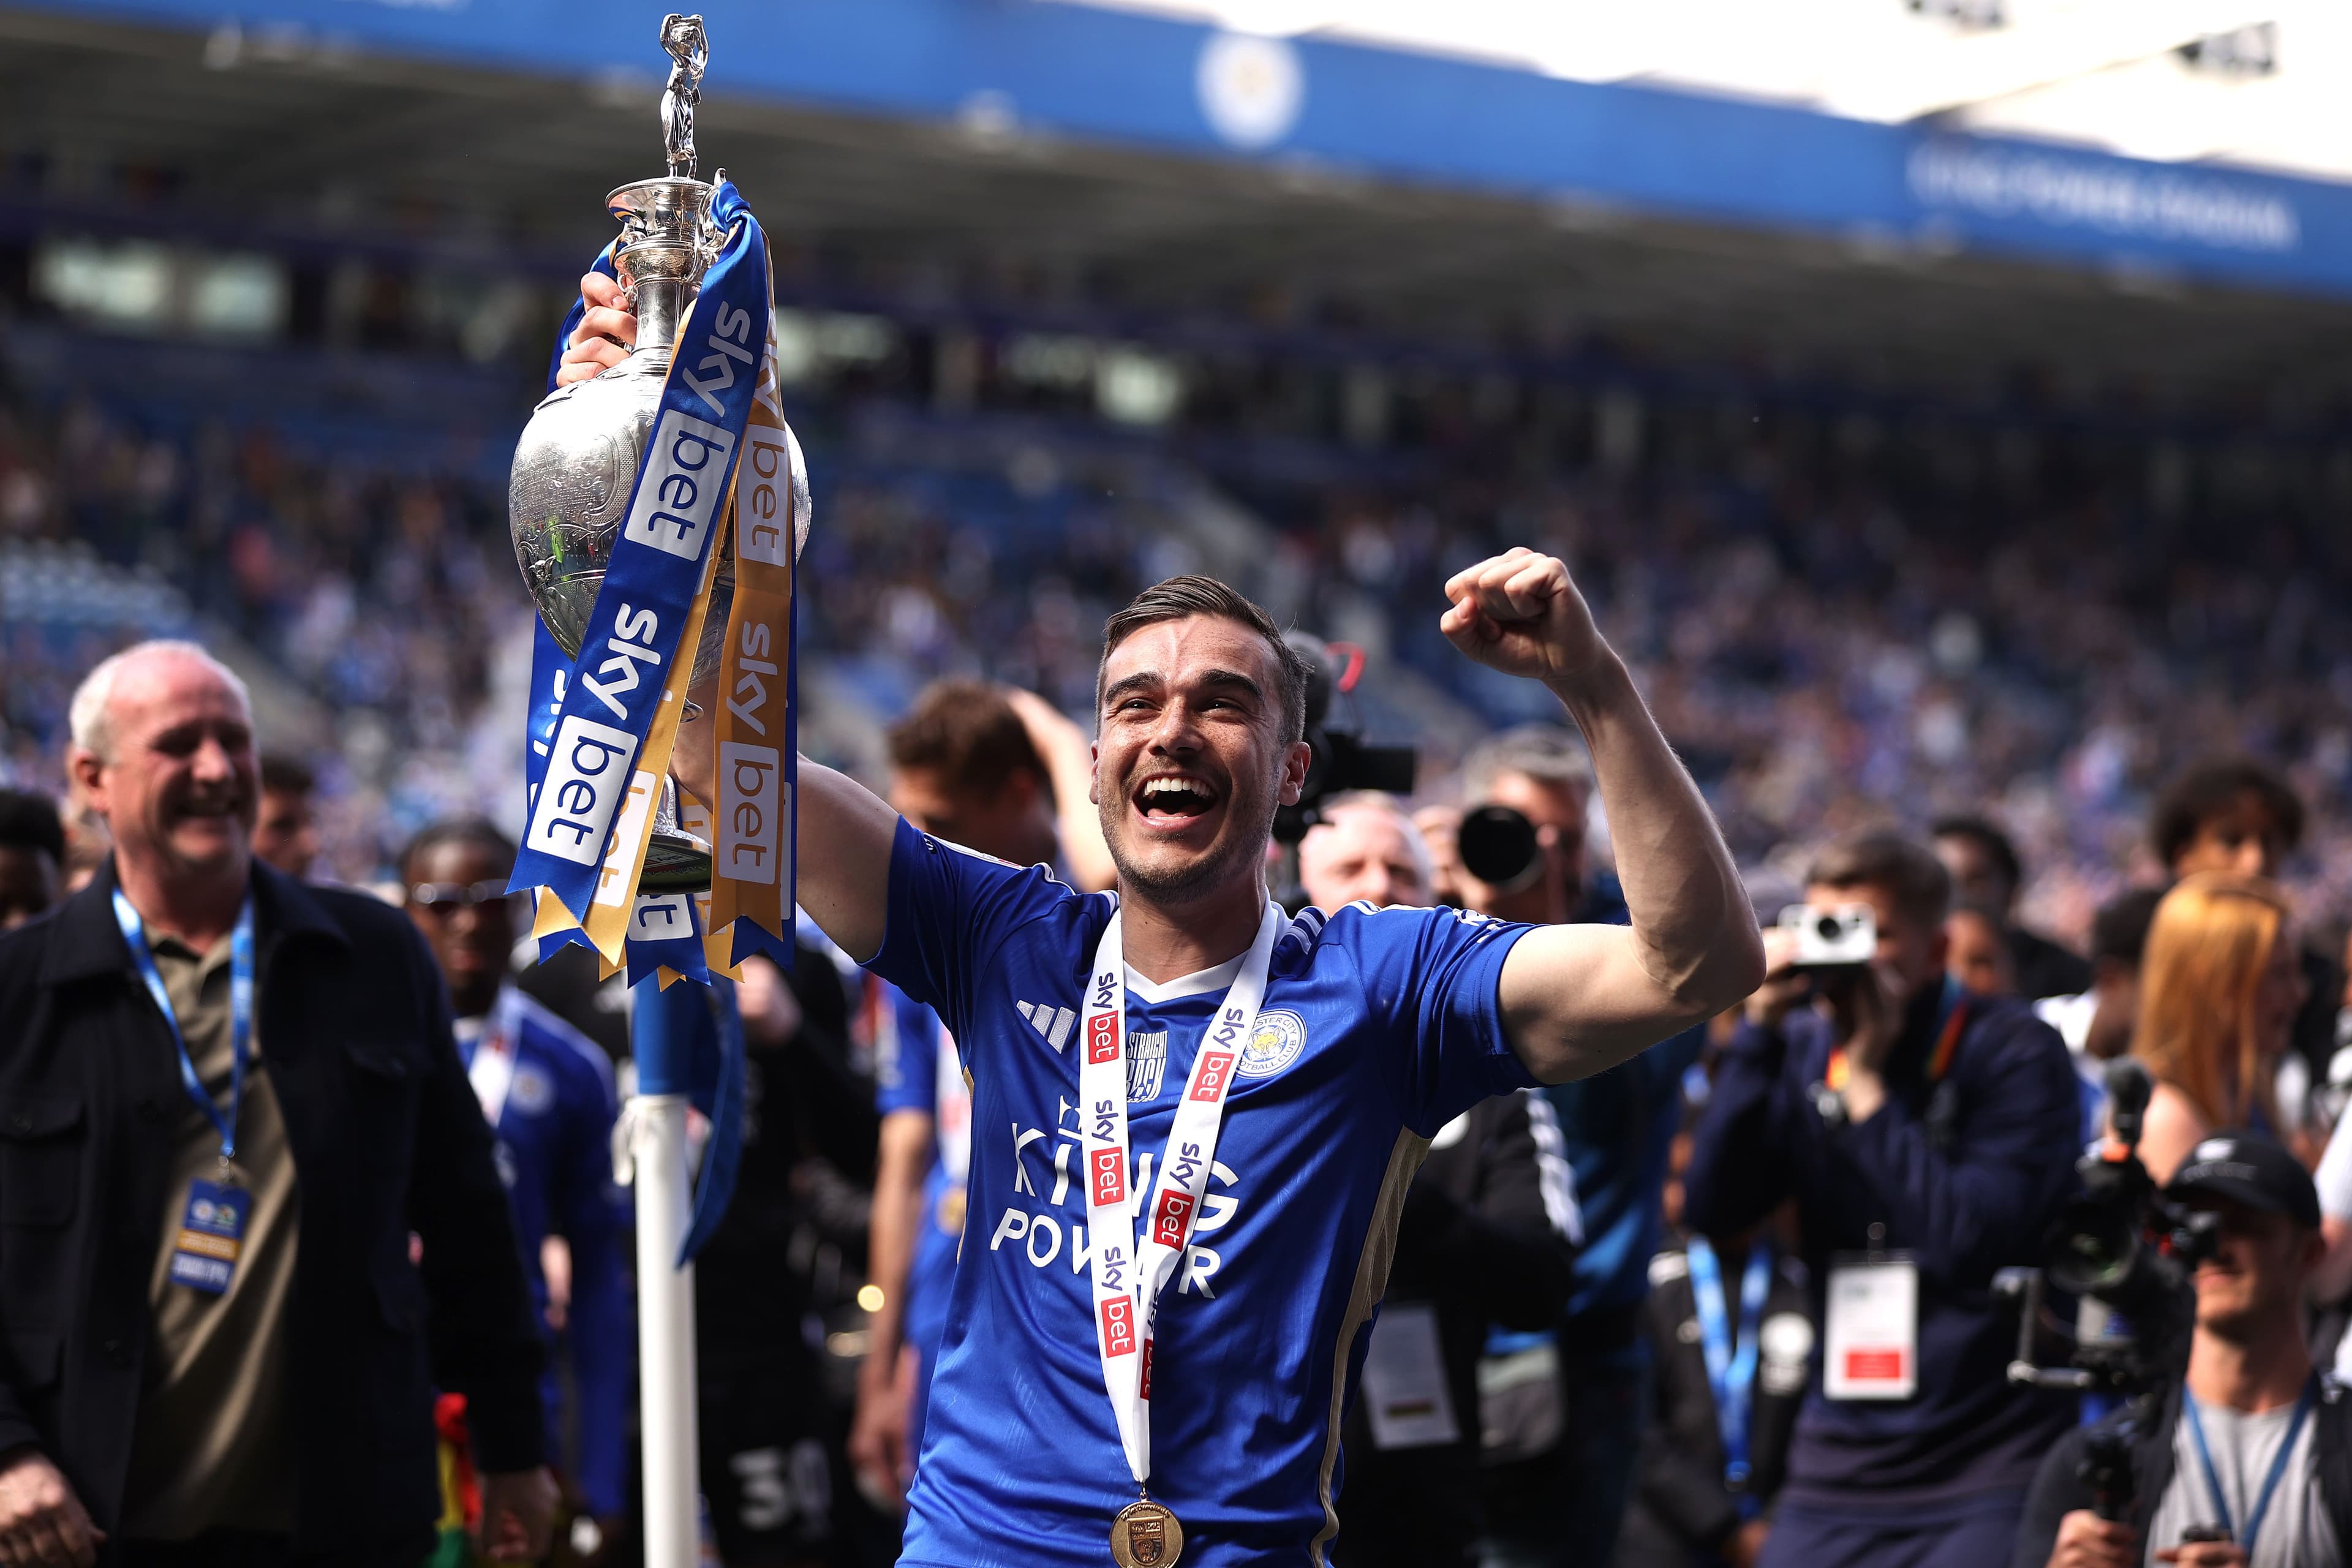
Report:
2184,1379,2316,1557
1687,1235,1774,1517
114,888,255,1297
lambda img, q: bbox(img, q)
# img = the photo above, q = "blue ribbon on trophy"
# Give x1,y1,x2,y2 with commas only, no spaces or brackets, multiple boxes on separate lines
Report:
506,14,812,1262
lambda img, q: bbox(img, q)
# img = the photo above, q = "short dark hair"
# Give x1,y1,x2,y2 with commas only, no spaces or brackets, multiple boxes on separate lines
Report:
1931,814,2021,897
398,817,516,886
1806,830,1953,931
888,680,1048,801
2090,886,2166,967
0,790,66,867
259,753,315,797
1098,576,1310,747
2150,758,2305,866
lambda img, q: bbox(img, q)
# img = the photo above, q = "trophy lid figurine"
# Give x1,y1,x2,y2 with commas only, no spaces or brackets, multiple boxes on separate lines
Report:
509,15,808,905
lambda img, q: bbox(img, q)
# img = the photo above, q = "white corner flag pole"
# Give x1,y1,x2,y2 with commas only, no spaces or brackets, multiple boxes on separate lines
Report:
622,974,705,1568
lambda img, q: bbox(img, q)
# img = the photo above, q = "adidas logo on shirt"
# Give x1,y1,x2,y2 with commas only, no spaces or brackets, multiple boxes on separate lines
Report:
1017,1001,1076,1052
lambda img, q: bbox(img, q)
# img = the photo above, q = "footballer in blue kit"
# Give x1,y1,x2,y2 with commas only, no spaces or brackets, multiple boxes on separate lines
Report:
877,821,1540,1564
781,551,1765,1567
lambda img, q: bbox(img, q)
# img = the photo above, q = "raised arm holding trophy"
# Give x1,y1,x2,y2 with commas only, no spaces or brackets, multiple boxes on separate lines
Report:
505,17,804,1568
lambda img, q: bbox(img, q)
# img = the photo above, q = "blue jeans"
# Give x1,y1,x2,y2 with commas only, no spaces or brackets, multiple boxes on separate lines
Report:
1479,1338,1649,1568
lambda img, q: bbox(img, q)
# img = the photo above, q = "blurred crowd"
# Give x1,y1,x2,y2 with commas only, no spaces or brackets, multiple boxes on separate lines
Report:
10,337,2352,960
12,631,2352,1568
9,316,2352,1567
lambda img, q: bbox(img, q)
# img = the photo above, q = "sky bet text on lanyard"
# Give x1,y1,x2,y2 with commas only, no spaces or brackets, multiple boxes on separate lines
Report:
1082,900,1283,1568
115,888,255,1297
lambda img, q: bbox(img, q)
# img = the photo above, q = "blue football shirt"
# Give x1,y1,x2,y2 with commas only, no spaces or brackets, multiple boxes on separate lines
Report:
871,819,1537,1568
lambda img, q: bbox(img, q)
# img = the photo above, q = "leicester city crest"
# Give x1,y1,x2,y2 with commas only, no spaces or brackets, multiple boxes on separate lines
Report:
1235,1009,1306,1079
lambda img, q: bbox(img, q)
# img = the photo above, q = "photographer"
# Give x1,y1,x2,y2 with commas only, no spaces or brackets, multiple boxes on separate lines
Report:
2015,1134,2351,1568
1683,831,2081,1567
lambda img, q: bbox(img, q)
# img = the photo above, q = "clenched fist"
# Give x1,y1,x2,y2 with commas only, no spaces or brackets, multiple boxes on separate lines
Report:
1441,549,1612,692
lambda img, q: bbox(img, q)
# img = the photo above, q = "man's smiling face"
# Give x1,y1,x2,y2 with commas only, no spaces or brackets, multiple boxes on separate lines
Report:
1092,614,1308,904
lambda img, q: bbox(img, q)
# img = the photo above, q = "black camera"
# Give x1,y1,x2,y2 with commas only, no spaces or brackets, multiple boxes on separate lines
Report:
1272,633,1416,846
1997,1059,2220,1517
1456,804,1542,892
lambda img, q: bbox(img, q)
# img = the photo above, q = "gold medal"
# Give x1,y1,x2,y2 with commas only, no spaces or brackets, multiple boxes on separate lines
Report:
1110,1498,1182,1567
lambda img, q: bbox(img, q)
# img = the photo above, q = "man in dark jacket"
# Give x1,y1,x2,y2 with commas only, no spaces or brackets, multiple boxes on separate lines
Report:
1335,1090,1580,1568
2013,1134,2350,1568
1684,830,2080,1568
1617,1226,1811,1568
0,640,553,1567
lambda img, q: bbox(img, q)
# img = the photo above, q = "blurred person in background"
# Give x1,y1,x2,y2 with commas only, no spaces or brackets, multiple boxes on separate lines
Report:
1456,725,1702,1568
1413,804,1464,907
696,939,886,1568
1298,792,1436,912
2035,888,2167,1147
1617,1161,1810,1568
2130,876,2305,1183
250,755,318,881
2015,1134,2349,1568
0,640,553,1567
401,818,631,1546
1931,816,2089,1002
1301,801,1581,1568
1684,830,2079,1568
0,787,66,930
1943,903,2016,999
2152,760,2342,1144
852,680,1111,1513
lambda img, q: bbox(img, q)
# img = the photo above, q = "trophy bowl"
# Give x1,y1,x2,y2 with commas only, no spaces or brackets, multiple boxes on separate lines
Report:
508,15,809,894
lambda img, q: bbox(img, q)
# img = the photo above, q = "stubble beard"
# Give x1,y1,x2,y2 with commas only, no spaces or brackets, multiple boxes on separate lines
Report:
1100,774,1279,909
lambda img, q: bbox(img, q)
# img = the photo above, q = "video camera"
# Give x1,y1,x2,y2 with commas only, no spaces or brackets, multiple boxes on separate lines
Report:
1994,1057,2221,1520
1271,633,1416,846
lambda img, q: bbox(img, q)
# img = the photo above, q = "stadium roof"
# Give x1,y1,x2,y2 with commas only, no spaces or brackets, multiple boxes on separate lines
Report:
9,0,2352,404
1095,1,2352,187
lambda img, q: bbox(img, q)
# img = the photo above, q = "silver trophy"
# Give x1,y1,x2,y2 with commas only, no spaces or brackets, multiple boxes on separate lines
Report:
510,14,808,892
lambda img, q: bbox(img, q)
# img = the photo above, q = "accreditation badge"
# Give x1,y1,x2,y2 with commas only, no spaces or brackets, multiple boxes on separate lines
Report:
1823,1254,1918,1400
168,1178,251,1295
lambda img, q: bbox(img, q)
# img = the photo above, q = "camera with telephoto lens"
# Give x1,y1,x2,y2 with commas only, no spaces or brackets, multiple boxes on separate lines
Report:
1455,804,1542,893
1996,1059,2222,1517
1270,633,1416,846
1778,903,1877,968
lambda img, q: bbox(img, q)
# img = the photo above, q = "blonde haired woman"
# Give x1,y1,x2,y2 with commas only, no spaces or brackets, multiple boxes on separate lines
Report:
2128,873,2308,1182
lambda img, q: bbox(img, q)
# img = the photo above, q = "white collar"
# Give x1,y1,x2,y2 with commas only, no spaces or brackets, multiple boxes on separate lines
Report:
1117,903,1278,1004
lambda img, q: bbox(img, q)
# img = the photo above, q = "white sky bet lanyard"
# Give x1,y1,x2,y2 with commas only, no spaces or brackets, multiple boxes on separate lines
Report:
1686,1235,1773,1518
114,889,254,1178
2185,1379,2317,1556
1081,899,1281,1494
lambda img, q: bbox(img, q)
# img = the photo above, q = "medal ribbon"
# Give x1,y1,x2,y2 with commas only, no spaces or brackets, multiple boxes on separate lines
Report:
1080,899,1281,1487
115,889,254,1170
2185,1378,2316,1556
1686,1235,1774,1518
707,176,801,971
511,178,772,939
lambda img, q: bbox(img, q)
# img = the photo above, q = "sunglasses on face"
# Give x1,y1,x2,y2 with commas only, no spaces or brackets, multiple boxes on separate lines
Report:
408,880,517,913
